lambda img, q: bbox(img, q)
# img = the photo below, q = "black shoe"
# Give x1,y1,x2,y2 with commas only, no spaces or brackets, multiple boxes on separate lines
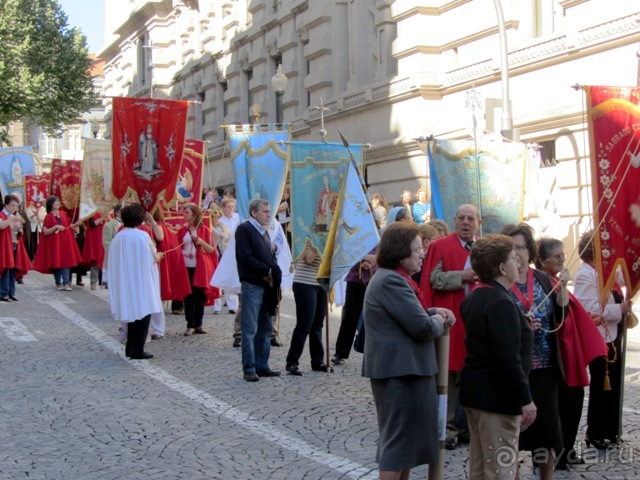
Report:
9,296,18,301
129,352,154,360
331,355,346,365
233,337,242,348
445,437,459,450
16,278,23,284
311,363,334,373
585,437,613,450
0,297,10,302
243,372,259,382
286,365,303,376
271,337,283,347
256,369,281,377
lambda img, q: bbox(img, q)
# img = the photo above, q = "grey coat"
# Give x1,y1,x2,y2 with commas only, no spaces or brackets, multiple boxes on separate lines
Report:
362,268,445,379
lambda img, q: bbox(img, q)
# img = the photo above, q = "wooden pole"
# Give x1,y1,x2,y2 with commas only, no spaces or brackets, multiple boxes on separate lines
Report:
428,327,450,480
325,293,331,372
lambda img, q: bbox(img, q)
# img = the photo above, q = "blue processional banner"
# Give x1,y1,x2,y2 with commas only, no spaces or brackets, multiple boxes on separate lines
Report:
290,142,363,261
0,146,37,204
229,125,290,221
429,139,526,234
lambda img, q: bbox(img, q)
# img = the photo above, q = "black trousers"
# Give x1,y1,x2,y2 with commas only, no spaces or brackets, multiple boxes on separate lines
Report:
126,315,151,358
184,267,206,328
557,383,585,464
587,335,623,443
334,281,367,359
286,282,326,368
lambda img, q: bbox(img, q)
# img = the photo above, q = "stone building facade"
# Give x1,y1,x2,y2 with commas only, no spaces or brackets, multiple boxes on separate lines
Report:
99,0,640,250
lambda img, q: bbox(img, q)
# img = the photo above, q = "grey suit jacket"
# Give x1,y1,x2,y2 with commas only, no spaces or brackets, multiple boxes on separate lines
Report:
362,268,445,379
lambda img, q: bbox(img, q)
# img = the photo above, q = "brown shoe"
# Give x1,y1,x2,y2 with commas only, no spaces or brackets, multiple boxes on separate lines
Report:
184,328,195,336
194,327,208,334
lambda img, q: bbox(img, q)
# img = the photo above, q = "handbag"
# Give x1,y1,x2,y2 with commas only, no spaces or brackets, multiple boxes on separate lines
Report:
353,312,365,354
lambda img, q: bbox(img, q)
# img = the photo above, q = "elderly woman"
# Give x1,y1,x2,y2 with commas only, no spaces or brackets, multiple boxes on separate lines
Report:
460,234,536,480
371,193,388,228
177,203,220,335
500,224,567,480
412,188,431,224
363,222,455,480
536,237,607,469
573,230,633,449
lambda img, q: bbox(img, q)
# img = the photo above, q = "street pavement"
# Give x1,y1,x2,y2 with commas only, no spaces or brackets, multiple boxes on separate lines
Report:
1,272,639,479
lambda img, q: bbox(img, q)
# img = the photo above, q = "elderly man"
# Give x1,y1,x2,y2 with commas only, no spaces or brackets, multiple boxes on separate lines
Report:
235,199,282,382
420,204,481,449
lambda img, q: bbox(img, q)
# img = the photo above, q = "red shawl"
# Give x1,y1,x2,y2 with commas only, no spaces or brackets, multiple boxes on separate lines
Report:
33,211,82,272
0,212,15,270
81,213,105,268
419,233,474,371
155,222,191,301
177,224,220,305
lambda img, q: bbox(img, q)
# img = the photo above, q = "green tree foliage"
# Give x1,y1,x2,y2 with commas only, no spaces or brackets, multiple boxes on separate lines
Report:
0,0,97,144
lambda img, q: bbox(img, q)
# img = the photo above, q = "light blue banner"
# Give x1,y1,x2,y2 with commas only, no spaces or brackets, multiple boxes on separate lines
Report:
0,146,37,204
430,139,526,234
290,142,363,261
230,126,289,220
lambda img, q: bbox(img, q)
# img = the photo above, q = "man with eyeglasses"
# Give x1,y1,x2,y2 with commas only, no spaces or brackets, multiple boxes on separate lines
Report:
419,204,482,450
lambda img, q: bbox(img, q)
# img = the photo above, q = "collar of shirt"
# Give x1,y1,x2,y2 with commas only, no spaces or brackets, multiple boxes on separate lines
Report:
2,209,9,217
457,236,475,248
248,217,268,236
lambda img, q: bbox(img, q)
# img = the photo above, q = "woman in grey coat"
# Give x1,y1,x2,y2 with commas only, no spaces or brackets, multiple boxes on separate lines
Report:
363,222,455,480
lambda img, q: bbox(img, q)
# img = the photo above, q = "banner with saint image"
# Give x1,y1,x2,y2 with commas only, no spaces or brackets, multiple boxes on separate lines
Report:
290,142,363,261
50,159,82,222
80,138,117,220
0,146,37,204
111,97,189,211
25,174,50,208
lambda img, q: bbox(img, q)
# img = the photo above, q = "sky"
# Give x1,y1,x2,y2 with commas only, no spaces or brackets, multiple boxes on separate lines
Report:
58,0,105,54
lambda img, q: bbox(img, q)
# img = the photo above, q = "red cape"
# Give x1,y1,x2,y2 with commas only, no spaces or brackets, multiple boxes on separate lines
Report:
419,233,473,371
33,211,82,273
0,212,15,270
558,289,608,387
15,236,32,279
82,213,105,268
177,224,220,305
156,222,191,301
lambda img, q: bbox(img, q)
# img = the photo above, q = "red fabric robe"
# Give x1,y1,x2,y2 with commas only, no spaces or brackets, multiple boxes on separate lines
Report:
177,224,220,305
419,233,474,371
0,212,15,272
15,236,32,279
82,213,105,268
155,222,191,301
33,211,82,272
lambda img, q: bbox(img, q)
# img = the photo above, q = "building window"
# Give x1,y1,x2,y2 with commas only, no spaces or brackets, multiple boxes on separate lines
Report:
137,34,149,87
532,140,557,168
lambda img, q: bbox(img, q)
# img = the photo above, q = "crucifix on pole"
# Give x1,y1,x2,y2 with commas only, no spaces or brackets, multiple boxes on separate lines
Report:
310,97,329,143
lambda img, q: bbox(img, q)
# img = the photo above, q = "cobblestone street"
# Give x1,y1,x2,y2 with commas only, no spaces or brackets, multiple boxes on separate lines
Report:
1,272,639,479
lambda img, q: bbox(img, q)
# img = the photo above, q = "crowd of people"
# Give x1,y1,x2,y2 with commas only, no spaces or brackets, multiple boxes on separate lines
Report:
0,183,634,480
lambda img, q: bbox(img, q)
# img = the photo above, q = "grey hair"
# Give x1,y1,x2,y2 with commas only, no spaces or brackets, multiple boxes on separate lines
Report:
249,198,270,213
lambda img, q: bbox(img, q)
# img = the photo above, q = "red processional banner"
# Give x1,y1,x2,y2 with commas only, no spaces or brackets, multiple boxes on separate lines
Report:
111,97,189,211
159,138,205,217
50,159,82,222
586,85,640,303
24,174,50,208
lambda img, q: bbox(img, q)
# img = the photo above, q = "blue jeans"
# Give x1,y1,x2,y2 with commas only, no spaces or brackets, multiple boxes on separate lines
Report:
240,282,272,374
286,282,326,368
53,268,70,286
0,267,15,298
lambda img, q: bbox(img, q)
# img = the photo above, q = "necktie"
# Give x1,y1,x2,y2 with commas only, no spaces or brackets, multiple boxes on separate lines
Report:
263,230,271,245
465,241,474,251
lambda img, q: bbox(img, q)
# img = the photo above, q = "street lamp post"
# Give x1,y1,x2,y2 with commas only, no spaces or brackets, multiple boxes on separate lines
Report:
271,65,288,124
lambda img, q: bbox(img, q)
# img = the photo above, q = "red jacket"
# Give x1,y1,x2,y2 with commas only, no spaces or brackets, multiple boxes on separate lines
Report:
177,224,220,304
33,211,82,272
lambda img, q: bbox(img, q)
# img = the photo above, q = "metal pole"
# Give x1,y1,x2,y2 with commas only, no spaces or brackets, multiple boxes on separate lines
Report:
275,91,284,124
492,0,513,140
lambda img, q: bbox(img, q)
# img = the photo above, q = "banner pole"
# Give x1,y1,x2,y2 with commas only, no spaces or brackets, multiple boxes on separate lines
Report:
325,293,331,373
428,328,450,480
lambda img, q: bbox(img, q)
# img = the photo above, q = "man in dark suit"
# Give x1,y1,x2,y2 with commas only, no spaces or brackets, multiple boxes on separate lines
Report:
235,199,282,382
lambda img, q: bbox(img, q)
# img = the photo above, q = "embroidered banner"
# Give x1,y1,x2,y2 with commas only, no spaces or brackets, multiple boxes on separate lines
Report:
25,174,50,208
50,159,82,222
586,85,640,302
429,139,526,234
317,156,380,291
229,124,289,221
175,138,205,208
290,142,363,261
111,97,189,211
0,146,36,204
79,139,117,220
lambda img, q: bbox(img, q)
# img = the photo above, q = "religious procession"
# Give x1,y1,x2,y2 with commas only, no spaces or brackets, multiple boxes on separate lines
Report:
0,82,639,480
